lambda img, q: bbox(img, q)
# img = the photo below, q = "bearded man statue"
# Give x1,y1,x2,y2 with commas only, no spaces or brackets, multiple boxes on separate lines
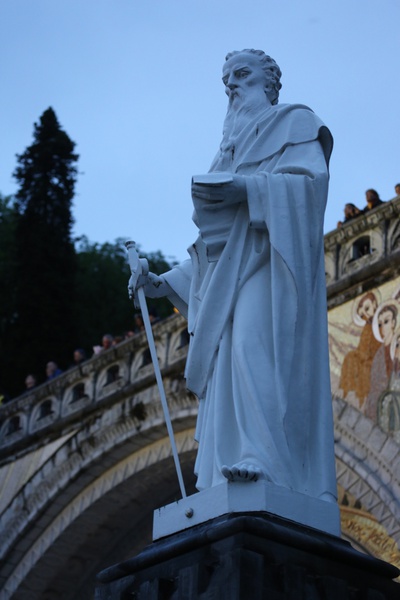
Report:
140,49,337,509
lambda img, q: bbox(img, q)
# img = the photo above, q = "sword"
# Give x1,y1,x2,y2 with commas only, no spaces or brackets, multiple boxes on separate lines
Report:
125,240,187,499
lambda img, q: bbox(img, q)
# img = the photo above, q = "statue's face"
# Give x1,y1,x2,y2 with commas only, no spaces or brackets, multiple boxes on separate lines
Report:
222,53,268,104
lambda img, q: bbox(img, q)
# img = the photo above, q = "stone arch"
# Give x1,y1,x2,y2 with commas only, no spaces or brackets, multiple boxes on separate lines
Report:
0,412,28,447
2,394,400,597
95,358,130,400
0,405,197,599
29,395,60,433
61,376,94,417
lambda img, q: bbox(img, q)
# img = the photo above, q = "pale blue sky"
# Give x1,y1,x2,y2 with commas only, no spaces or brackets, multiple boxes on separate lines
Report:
1,0,399,262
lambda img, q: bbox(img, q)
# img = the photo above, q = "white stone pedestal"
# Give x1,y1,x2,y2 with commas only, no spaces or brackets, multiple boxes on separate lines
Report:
153,480,341,540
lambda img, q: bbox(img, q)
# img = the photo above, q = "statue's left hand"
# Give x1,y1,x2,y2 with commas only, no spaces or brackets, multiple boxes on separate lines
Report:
191,174,247,206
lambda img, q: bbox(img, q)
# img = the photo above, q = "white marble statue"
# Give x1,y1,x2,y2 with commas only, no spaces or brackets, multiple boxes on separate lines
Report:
138,49,337,504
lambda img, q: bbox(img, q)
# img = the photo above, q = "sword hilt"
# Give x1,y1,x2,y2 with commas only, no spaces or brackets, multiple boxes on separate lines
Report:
125,240,149,305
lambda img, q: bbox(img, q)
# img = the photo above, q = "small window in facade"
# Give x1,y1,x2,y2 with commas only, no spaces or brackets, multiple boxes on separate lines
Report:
106,365,120,385
6,416,21,435
351,236,371,260
39,400,53,420
72,383,86,402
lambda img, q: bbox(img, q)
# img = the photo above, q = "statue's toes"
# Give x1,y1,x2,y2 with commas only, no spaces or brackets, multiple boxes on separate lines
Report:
248,467,260,481
237,464,249,479
221,464,233,481
237,463,261,481
222,463,261,482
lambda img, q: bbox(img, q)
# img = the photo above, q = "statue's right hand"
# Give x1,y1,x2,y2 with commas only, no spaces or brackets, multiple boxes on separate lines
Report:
128,271,171,301
128,273,137,300
143,272,168,298
127,254,149,300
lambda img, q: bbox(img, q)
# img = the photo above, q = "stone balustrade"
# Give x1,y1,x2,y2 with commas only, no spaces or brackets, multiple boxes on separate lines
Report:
0,314,190,460
325,196,400,308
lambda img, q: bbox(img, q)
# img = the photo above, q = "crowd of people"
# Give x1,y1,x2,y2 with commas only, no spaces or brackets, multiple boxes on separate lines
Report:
0,308,167,405
337,184,400,228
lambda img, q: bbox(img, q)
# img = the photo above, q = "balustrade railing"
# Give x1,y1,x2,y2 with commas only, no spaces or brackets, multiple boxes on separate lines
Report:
0,314,189,457
325,196,400,305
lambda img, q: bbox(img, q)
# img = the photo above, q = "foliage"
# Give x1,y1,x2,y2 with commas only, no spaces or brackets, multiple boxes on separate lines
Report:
2,108,79,397
74,236,175,352
0,195,18,395
0,108,176,400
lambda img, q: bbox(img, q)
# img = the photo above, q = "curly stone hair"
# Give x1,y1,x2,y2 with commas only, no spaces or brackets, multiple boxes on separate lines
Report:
225,49,282,105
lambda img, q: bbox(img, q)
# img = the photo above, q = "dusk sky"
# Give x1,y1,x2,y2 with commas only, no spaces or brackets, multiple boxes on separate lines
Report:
1,0,399,263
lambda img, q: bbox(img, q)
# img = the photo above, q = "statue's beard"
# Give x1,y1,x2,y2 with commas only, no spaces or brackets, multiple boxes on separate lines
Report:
222,87,269,141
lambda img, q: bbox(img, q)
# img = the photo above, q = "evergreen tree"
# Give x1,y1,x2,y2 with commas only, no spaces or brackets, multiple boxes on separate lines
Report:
6,108,79,395
0,194,18,400
0,195,17,334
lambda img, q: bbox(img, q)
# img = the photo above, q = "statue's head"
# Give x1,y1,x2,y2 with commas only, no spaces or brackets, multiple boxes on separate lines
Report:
224,49,282,105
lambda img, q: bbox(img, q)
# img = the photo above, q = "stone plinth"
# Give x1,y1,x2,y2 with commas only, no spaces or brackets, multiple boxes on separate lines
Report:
153,480,341,539
95,513,400,599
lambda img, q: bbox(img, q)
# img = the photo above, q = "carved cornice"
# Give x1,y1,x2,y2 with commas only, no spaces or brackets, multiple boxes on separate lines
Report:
325,197,400,249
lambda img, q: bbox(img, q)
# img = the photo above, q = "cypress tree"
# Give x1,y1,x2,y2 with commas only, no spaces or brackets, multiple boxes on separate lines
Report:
8,107,79,394
0,194,18,401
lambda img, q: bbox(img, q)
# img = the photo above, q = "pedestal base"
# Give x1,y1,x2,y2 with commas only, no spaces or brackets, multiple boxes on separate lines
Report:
153,480,341,539
96,513,400,599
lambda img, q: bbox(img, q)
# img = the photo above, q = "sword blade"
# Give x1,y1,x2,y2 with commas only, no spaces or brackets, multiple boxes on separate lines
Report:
137,286,187,499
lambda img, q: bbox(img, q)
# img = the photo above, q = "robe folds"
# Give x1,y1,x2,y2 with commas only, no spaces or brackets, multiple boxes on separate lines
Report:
163,103,338,500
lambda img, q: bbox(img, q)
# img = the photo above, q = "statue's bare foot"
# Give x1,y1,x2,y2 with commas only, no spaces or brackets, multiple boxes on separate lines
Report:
221,463,261,482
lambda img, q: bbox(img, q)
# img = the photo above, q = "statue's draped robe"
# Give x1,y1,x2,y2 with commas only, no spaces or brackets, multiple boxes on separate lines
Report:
164,103,337,500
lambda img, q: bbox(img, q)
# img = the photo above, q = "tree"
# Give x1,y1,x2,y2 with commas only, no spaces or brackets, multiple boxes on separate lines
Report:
4,108,79,396
0,108,176,399
74,237,175,353
0,195,17,332
0,194,18,400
